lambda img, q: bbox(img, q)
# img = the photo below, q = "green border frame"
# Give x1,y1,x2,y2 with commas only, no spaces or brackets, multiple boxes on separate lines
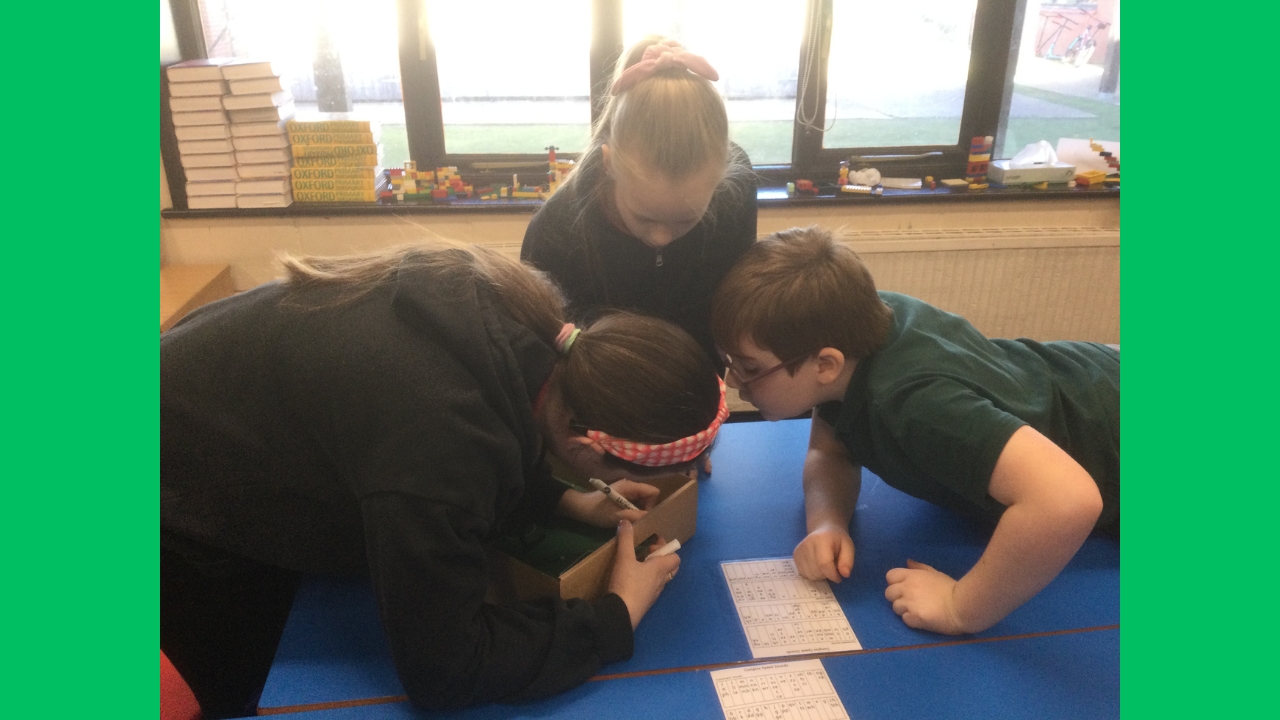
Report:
1125,2,1272,716
6,3,154,716
12,2,1271,716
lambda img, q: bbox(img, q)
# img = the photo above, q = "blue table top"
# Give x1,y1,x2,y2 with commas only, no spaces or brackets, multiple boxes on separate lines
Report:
260,627,1119,719
259,418,1119,711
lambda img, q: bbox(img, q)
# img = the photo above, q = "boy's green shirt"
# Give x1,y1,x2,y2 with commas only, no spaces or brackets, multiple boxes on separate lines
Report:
816,292,1120,530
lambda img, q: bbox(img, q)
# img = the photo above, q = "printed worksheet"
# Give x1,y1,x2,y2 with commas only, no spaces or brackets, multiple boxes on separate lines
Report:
721,558,861,659
711,659,850,720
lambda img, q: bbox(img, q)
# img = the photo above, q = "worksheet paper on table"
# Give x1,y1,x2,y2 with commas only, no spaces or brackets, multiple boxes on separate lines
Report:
721,558,862,659
710,659,850,720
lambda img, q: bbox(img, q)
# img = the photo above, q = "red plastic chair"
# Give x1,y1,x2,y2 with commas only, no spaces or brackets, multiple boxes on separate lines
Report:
160,651,202,720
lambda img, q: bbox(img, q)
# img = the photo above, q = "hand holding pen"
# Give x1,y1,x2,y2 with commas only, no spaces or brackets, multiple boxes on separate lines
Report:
589,477,641,511
590,479,681,560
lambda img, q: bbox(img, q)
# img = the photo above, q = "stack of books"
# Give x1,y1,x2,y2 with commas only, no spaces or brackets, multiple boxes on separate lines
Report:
288,119,383,203
167,59,236,209
223,60,295,208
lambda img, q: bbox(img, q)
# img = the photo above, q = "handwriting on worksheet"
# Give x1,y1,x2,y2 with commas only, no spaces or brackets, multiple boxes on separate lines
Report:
721,558,861,659
710,659,850,720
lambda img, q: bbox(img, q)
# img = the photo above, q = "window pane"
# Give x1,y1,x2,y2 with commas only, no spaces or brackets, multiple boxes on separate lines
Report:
426,0,591,154
623,0,805,165
824,0,977,149
198,0,409,168
1000,0,1120,159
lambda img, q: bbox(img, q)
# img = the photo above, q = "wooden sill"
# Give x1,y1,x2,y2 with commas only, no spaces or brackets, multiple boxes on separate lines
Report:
161,265,235,332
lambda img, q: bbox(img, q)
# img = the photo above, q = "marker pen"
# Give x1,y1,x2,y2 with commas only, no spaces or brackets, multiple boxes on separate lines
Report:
648,538,681,558
588,477,640,511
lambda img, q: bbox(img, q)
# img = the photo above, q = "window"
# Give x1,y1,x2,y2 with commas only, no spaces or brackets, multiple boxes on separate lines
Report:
824,1,978,149
623,0,806,165
426,0,593,155
1000,0,1120,158
196,0,410,168
163,0,1121,207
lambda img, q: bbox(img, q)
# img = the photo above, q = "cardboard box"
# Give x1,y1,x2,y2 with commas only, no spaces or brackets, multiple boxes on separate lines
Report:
487,473,697,603
988,159,1076,185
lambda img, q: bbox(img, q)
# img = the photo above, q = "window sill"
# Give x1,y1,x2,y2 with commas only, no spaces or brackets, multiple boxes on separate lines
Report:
160,184,1117,220
756,184,1118,208
161,197,544,220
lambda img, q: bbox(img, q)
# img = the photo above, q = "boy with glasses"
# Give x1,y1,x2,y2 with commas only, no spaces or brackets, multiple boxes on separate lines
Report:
712,226,1119,635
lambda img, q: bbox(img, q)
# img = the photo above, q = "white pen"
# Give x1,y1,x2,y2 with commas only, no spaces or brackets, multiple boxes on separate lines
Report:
588,477,640,511
648,538,681,558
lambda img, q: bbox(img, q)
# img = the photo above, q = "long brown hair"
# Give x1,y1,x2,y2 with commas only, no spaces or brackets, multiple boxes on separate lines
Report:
281,242,720,444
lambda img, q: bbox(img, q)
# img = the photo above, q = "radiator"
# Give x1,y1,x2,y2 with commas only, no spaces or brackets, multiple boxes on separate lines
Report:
484,226,1120,344
840,227,1120,344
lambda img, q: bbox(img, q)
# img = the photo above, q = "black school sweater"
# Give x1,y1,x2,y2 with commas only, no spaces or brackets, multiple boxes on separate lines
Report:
521,145,757,363
160,257,633,709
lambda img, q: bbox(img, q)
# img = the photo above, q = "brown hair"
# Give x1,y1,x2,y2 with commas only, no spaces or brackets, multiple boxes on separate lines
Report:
281,242,720,446
711,226,894,370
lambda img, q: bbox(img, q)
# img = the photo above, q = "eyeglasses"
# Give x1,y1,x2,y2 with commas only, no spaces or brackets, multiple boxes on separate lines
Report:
719,350,812,387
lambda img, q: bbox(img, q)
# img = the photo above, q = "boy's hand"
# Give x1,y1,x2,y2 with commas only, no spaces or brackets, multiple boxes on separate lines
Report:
793,524,855,583
884,559,969,635
558,479,660,527
608,520,681,628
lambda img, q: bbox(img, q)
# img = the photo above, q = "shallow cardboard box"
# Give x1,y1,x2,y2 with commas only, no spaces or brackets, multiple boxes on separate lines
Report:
487,473,697,603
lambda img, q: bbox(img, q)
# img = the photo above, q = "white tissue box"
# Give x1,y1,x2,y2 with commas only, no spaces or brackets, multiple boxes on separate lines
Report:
989,160,1076,185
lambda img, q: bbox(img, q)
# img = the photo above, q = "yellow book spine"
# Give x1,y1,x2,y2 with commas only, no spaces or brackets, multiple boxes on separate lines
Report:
292,155,380,168
286,120,371,133
291,179,376,192
290,167,377,181
293,189,379,202
291,144,379,158
288,132,374,146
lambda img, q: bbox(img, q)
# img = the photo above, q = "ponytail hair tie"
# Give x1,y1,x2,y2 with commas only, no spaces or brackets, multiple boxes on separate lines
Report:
611,39,719,95
555,323,581,355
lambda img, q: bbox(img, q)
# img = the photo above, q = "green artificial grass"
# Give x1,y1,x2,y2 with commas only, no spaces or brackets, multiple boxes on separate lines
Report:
824,118,964,150
728,121,795,165
445,125,592,155
376,84,1117,169
1002,83,1120,156
380,123,410,168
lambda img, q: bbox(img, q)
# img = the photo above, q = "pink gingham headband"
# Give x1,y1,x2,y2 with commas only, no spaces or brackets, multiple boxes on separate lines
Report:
611,40,719,95
577,377,729,467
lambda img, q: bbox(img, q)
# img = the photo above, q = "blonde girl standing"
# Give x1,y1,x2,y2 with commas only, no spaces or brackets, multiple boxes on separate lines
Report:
522,37,757,364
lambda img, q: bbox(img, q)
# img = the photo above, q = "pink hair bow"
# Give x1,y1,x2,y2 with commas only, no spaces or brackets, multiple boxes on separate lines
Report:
611,39,720,95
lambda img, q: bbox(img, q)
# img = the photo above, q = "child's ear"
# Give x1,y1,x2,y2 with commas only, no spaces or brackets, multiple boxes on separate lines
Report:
814,347,846,384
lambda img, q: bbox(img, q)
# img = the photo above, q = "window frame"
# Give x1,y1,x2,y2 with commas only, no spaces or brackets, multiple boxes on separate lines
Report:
791,0,1027,181
162,0,1035,205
